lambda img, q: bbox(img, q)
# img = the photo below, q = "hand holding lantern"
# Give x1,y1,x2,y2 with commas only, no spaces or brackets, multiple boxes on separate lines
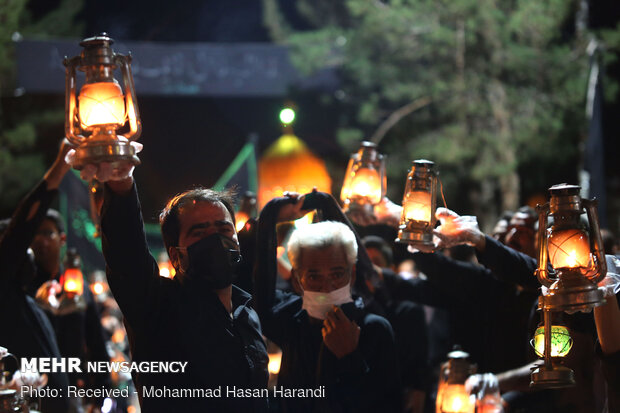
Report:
63,33,142,181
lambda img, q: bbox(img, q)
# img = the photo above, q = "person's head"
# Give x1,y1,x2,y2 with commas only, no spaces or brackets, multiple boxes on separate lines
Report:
492,211,514,244
30,209,66,276
288,221,357,294
504,206,537,257
160,187,237,275
362,235,393,269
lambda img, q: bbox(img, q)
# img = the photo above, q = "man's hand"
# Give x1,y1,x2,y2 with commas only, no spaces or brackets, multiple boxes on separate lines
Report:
34,280,61,310
276,192,312,222
433,207,486,250
322,306,361,359
65,138,142,188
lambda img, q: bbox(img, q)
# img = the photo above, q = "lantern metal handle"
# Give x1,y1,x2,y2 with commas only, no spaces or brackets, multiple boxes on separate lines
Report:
583,199,607,284
115,53,142,140
535,203,552,286
63,56,84,145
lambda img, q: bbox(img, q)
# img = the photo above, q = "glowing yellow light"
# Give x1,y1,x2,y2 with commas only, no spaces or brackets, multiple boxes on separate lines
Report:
268,352,282,375
62,268,84,295
404,191,432,222
548,229,591,269
276,246,286,258
439,384,472,413
531,325,573,358
78,82,126,128
236,211,250,232
349,167,381,204
158,260,176,279
112,329,125,344
92,282,104,295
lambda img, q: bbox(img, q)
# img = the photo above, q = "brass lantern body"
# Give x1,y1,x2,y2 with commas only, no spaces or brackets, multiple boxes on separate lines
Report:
535,184,607,313
64,33,142,169
529,304,575,389
340,141,386,211
396,160,437,247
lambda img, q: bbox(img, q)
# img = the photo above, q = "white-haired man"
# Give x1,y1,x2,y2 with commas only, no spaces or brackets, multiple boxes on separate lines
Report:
255,209,401,413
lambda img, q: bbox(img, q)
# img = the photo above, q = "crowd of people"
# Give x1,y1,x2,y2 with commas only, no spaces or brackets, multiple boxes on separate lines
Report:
0,138,619,413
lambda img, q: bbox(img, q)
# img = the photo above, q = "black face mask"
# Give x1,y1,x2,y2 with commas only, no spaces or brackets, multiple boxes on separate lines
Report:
185,233,241,289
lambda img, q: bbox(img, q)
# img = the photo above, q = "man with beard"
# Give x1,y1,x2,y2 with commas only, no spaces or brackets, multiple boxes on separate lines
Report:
93,170,269,412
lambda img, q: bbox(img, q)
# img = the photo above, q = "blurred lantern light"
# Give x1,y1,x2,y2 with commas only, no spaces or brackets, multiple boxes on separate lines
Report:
235,212,250,232
158,252,176,279
396,160,438,248
436,348,476,413
340,141,386,210
268,351,282,375
92,282,105,296
57,249,87,315
64,33,141,169
439,384,472,413
62,268,84,295
88,270,110,302
531,325,573,358
61,250,84,296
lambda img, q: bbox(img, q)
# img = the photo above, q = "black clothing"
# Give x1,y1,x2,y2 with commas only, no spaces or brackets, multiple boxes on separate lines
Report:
383,251,536,374
101,183,269,412
475,235,541,291
254,194,402,413
0,181,71,413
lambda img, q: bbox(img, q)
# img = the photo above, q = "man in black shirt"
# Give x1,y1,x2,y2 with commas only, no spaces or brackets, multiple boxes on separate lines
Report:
99,174,269,412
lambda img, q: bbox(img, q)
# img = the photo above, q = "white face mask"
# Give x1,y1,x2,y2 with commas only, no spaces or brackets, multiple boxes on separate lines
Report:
302,284,353,320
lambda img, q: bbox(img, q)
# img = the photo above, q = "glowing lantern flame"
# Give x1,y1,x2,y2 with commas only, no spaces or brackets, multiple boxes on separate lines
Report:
548,229,591,269
62,268,84,295
78,82,126,128
404,191,432,222
158,260,176,279
439,384,472,413
91,282,105,295
349,167,382,204
268,352,282,375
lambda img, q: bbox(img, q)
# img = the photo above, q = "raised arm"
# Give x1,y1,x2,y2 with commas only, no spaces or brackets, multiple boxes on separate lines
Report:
100,177,161,327
0,139,73,292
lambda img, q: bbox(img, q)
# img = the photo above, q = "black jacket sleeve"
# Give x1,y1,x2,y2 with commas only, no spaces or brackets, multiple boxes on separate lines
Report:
100,182,161,329
475,235,541,290
0,180,57,294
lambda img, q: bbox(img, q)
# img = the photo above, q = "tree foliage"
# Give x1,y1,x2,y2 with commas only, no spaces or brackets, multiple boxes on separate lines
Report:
265,0,594,228
0,0,83,215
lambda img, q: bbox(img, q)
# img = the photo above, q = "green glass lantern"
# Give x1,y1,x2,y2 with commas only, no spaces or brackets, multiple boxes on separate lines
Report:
531,325,573,358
